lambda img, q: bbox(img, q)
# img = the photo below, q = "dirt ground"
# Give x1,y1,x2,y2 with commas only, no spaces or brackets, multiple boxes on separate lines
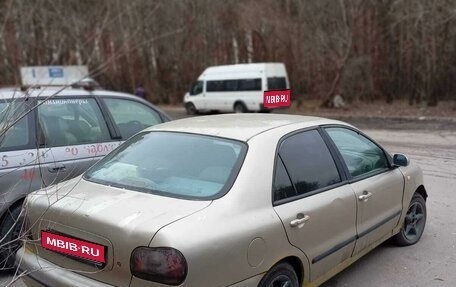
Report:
163,100,456,131
288,99,456,119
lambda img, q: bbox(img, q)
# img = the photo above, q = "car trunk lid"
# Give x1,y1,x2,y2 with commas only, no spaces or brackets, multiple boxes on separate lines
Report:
25,178,211,287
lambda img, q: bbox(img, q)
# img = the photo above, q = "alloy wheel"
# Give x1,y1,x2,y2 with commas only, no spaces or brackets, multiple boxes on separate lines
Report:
268,274,293,287
403,201,425,241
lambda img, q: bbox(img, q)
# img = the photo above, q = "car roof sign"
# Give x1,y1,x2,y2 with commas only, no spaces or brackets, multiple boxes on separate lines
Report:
20,65,89,86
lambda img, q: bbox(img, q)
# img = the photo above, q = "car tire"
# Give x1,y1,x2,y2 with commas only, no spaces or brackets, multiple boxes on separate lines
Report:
234,102,248,113
392,193,427,246
0,204,24,269
185,103,198,115
258,262,299,287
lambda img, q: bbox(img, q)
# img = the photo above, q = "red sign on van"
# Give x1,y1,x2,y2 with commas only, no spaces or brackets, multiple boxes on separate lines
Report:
263,89,291,108
41,230,106,264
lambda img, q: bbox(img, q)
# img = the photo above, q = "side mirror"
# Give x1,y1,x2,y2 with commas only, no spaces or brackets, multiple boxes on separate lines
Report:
393,153,409,167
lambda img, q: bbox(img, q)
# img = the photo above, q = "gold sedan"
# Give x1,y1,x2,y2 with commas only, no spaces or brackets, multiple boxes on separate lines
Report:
16,114,427,287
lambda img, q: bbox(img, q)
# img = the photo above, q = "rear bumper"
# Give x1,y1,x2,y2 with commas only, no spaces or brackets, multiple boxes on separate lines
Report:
16,245,265,287
16,246,114,287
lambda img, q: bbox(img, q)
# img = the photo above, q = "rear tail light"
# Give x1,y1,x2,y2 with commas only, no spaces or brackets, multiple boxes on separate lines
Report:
130,246,187,285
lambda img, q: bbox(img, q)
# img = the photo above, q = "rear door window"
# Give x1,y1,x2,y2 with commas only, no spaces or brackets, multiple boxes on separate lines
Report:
273,156,296,201
38,98,111,147
278,130,341,199
104,98,162,139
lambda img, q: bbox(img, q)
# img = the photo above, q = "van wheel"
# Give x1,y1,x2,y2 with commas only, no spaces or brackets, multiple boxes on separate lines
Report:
185,103,198,115
258,262,299,287
0,204,24,269
234,102,248,113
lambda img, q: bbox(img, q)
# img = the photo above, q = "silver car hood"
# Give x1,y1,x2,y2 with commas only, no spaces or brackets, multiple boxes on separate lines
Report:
25,177,211,286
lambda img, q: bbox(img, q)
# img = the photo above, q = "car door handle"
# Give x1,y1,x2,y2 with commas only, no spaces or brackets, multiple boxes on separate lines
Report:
290,214,310,228
358,191,372,202
48,164,66,173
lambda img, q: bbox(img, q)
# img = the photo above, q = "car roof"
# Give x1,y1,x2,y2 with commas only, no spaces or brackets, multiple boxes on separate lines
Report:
148,114,349,141
0,86,139,100
203,63,284,74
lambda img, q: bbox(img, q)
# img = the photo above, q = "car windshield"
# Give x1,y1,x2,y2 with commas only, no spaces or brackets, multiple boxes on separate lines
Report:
84,131,247,199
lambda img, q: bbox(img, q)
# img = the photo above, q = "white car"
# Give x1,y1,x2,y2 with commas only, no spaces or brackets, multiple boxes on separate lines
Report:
0,85,170,268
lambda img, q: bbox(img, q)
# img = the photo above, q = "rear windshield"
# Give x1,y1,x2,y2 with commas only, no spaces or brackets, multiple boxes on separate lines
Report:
267,77,287,90
84,132,247,199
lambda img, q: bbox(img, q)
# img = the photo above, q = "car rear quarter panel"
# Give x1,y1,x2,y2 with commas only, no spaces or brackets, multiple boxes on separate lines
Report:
130,125,314,287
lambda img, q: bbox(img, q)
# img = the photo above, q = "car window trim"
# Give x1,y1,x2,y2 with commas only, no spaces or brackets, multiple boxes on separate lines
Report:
312,209,402,264
0,97,36,152
320,124,394,184
274,154,298,200
271,126,349,206
273,181,348,206
94,95,122,140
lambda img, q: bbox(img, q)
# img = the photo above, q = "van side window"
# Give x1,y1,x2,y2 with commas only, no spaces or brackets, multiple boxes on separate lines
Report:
238,79,262,91
38,98,111,147
207,78,262,92
207,81,224,92
190,81,203,95
223,80,238,91
267,77,287,90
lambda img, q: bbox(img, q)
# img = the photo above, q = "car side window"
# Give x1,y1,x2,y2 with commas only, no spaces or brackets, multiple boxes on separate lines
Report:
0,100,31,151
104,98,162,139
38,98,111,147
278,130,341,199
273,156,297,201
325,127,389,178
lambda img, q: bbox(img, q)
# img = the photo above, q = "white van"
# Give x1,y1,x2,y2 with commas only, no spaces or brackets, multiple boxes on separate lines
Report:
183,63,289,114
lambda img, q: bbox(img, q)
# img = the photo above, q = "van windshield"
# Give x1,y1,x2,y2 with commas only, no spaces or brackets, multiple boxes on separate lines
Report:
190,81,203,95
84,132,247,200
